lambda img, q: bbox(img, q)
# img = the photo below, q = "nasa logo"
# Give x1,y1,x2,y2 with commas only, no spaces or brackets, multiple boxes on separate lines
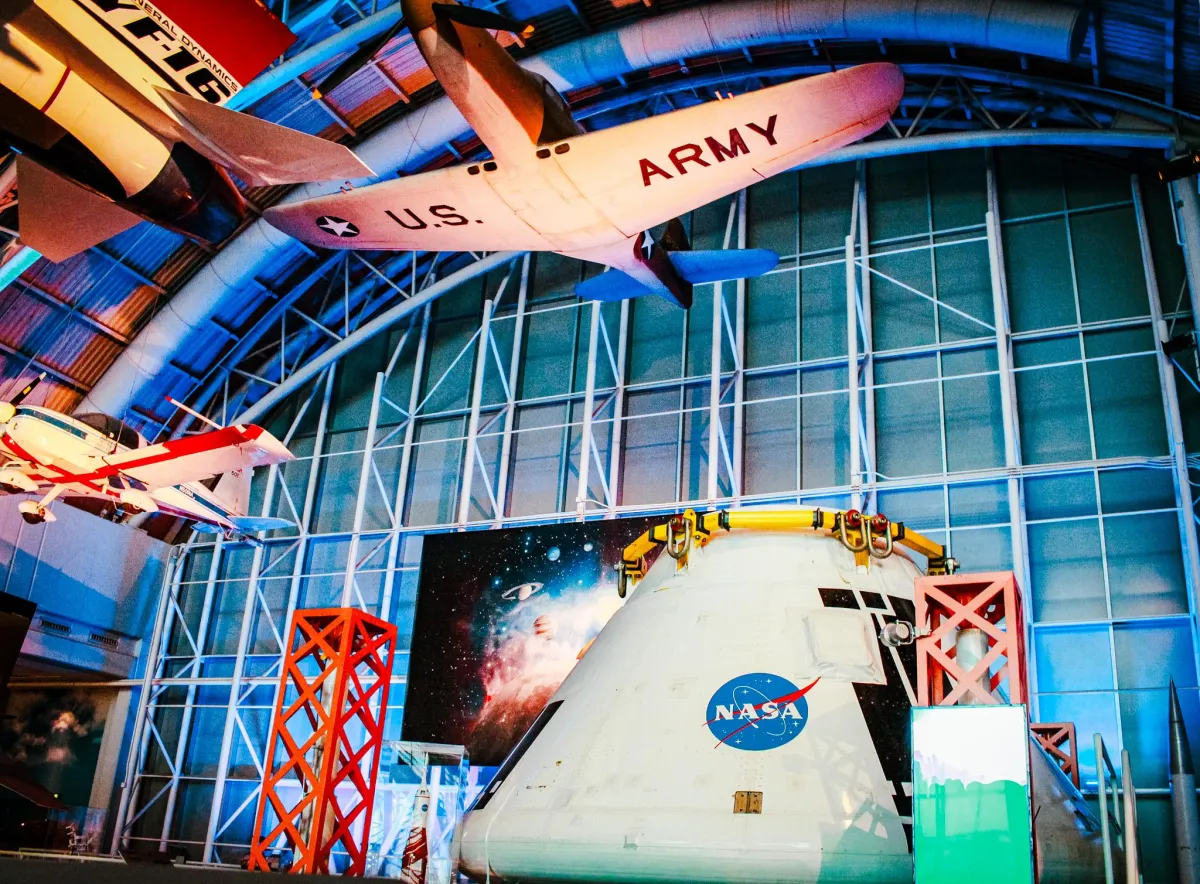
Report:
704,672,819,751
316,216,359,238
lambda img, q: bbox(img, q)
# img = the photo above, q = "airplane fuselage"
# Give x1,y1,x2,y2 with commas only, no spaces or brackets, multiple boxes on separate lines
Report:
0,406,246,529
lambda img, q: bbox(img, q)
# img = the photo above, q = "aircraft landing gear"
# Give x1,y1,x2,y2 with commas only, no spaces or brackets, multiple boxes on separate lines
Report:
18,501,56,525
18,485,64,525
0,482,24,495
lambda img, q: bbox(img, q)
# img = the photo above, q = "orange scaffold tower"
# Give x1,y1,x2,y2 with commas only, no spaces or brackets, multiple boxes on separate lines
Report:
248,608,398,875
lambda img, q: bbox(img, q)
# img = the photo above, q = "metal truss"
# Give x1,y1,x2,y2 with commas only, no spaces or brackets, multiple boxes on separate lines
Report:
112,150,1200,861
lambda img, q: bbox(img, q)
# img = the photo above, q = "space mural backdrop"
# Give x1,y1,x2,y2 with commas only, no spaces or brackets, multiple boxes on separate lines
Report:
404,517,658,765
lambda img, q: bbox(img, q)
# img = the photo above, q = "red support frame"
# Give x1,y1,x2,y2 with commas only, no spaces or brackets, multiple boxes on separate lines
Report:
1031,721,1081,788
915,571,1028,707
249,608,398,876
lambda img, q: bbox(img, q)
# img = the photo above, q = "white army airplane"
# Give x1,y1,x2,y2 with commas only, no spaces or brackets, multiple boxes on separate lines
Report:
0,373,294,535
264,0,905,308
0,0,373,262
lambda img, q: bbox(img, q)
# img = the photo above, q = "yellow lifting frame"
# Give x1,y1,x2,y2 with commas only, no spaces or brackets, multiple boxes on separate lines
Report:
616,507,957,598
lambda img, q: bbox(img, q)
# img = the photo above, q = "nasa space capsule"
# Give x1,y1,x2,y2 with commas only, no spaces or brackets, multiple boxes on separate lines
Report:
454,512,1111,883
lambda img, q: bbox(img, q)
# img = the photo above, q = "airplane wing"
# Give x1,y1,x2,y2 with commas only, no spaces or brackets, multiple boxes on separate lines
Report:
98,424,294,490
16,157,141,262
37,424,293,490
263,165,559,251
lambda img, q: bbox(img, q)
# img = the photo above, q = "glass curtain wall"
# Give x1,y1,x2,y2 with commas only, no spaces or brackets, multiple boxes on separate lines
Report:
118,148,1200,881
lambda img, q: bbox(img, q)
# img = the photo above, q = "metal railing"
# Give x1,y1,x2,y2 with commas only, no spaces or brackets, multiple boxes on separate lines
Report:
1095,733,1142,884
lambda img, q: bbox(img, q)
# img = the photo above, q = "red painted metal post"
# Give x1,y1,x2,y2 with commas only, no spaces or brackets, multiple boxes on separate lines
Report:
914,571,1028,707
249,608,397,875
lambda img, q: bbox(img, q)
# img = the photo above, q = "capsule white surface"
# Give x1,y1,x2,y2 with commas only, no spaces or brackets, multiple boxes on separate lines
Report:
456,526,1111,883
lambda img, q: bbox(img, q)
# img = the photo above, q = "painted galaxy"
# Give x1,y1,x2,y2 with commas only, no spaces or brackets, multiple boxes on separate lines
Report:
404,517,657,765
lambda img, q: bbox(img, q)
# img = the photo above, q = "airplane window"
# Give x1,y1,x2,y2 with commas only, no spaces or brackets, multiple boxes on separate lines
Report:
75,413,143,449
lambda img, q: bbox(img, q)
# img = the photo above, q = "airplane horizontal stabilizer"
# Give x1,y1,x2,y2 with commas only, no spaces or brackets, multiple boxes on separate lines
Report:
157,88,375,187
574,269,654,302
230,515,295,534
15,157,141,262
667,249,780,284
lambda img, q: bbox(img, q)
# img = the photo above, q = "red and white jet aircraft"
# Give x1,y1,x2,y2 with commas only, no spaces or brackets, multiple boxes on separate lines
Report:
264,0,905,308
0,374,294,535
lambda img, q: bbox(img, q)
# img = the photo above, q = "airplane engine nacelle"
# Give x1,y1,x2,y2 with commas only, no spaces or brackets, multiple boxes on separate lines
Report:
119,489,158,514
0,403,16,424
0,469,37,493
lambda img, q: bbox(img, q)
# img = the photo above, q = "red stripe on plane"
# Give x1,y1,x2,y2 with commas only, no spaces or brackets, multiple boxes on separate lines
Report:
1,434,103,492
4,425,264,487
40,67,70,112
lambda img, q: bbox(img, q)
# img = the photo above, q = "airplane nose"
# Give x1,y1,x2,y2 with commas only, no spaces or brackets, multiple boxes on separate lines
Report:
125,142,247,246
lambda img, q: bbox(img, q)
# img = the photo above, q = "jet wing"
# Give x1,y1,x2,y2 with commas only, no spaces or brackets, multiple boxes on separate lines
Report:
263,165,558,251
16,157,141,262
157,88,375,186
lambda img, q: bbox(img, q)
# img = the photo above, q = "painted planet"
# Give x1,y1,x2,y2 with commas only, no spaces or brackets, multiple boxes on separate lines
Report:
583,541,594,552
533,614,557,640
547,546,561,562
501,581,544,602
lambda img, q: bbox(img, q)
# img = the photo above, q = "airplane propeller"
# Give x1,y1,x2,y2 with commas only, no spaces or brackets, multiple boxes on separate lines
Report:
0,371,44,423
310,3,533,100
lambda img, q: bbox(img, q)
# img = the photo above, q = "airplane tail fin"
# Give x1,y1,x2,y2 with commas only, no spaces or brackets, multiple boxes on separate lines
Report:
211,468,252,518
210,467,297,535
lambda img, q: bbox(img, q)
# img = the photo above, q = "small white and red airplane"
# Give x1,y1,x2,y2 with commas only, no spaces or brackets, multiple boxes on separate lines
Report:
0,374,294,535
0,0,373,262
264,0,905,308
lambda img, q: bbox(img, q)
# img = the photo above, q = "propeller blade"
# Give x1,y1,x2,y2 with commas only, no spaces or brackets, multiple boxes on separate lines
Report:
10,371,45,406
431,3,534,38
310,18,405,100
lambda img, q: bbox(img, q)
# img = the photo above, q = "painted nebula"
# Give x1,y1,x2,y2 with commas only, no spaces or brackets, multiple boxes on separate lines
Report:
404,517,657,765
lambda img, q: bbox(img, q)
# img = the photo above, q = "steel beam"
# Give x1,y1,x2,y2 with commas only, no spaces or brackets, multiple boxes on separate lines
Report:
237,253,515,427
578,301,601,516
1133,174,1200,684
1171,178,1200,334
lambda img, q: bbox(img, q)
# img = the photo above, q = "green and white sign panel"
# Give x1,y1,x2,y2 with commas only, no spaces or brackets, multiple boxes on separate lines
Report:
912,705,1035,884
